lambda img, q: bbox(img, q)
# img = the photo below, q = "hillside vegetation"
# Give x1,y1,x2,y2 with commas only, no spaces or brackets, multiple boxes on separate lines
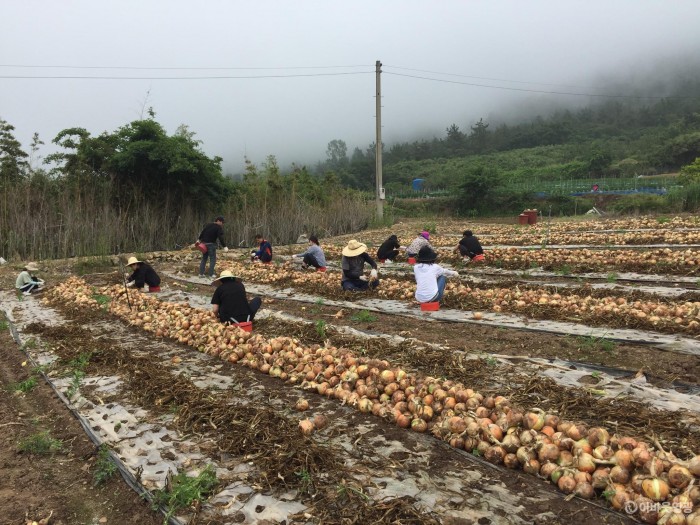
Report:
315,75,700,216
2,75,700,259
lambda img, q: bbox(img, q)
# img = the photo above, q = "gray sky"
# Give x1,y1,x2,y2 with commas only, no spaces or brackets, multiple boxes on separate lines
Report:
2,0,700,173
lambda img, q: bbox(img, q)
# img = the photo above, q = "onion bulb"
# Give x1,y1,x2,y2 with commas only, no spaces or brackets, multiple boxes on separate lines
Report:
299,419,315,436
641,477,670,502
667,464,693,489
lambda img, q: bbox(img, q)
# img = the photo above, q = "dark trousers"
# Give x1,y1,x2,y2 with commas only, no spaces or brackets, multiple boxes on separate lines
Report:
303,253,322,268
199,243,217,276
19,283,38,293
378,249,399,261
342,279,380,292
230,297,262,323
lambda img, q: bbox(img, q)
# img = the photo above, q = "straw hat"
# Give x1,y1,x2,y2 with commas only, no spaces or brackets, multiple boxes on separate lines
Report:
212,269,237,285
126,256,142,267
342,239,367,257
25,262,40,271
416,246,438,263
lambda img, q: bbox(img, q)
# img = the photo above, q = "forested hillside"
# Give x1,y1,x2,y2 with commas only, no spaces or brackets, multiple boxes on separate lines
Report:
314,75,700,215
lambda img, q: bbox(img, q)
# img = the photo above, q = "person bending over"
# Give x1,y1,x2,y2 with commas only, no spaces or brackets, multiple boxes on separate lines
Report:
414,246,459,304
16,262,44,296
377,234,401,263
454,230,484,263
197,216,229,277
341,239,379,291
126,256,161,292
211,270,262,323
251,234,273,263
293,235,326,270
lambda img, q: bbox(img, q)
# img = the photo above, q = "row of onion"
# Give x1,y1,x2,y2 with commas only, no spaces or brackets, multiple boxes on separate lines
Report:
209,261,700,334
44,277,699,524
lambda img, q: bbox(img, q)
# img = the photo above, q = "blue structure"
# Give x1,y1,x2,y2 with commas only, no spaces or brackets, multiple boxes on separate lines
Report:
570,188,668,197
412,178,425,191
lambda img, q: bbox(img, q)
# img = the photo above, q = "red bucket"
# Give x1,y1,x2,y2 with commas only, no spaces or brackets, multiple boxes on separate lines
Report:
234,321,253,333
317,267,327,273
147,286,161,293
195,241,208,254
408,257,416,265
420,301,440,311
472,254,485,263
517,214,529,225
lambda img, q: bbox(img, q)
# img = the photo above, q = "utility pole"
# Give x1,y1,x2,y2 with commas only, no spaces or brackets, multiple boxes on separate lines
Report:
375,60,384,220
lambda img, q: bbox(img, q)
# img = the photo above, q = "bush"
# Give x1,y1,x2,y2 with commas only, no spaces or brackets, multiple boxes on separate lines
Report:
667,183,700,212
607,194,671,215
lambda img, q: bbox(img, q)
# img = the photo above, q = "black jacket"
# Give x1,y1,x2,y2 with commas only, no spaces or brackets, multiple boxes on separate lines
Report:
211,279,253,322
459,235,483,258
377,236,400,259
341,252,377,281
128,263,161,288
199,223,226,247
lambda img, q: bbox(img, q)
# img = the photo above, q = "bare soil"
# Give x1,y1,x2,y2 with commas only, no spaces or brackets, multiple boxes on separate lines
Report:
0,319,163,525
8,296,635,525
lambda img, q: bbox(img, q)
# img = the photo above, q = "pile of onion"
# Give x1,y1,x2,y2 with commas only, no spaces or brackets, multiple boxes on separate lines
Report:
45,277,700,524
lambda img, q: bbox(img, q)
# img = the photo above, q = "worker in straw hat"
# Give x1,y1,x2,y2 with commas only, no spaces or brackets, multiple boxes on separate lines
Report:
414,246,459,304
125,256,161,292
210,269,262,323
15,262,45,296
341,239,379,291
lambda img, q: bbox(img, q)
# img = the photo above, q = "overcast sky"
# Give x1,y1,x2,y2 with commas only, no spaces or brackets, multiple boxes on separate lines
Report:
2,1,700,173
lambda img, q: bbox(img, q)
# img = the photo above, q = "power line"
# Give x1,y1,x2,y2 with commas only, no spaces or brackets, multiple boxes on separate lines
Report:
383,71,697,100
0,71,373,80
384,64,606,90
0,63,373,71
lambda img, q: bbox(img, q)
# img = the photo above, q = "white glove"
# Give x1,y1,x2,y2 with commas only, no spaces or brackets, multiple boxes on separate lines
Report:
125,281,135,288
446,269,459,277
370,269,378,280
223,247,229,252
292,254,298,259
251,250,256,255
359,275,368,282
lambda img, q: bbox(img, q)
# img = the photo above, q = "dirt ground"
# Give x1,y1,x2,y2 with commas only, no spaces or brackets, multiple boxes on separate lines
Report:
0,317,163,525
0,241,698,524
3,297,636,525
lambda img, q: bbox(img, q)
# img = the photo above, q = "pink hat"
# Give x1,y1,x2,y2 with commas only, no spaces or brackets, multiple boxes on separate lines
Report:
420,231,430,240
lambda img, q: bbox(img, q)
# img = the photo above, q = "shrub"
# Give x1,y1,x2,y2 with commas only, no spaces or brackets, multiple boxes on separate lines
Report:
607,194,670,215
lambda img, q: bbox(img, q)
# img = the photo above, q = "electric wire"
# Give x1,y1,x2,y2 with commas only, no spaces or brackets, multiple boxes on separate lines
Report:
0,71,373,80
0,63,373,70
383,71,698,100
384,64,606,90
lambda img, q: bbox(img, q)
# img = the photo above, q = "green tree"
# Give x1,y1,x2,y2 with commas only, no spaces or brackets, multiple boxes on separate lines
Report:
326,139,348,170
0,118,29,183
47,118,231,209
468,118,491,154
457,165,503,215
587,148,612,177
445,124,465,155
679,157,700,185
